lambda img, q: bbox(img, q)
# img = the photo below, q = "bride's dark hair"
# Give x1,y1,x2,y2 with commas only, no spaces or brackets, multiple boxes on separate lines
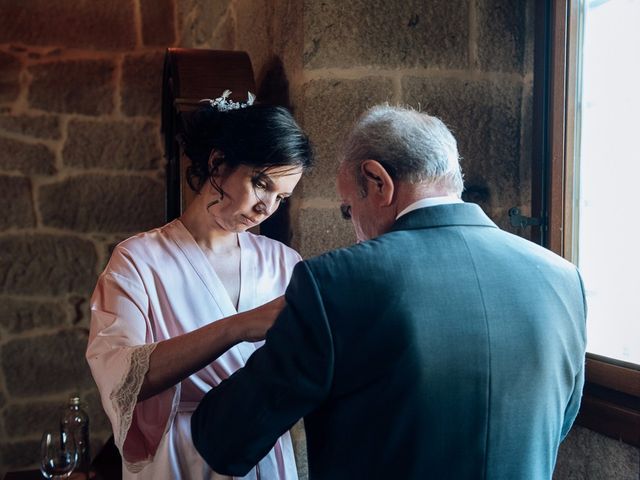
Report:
180,103,313,193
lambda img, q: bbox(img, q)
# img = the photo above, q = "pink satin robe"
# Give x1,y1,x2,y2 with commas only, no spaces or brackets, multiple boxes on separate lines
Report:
86,219,301,480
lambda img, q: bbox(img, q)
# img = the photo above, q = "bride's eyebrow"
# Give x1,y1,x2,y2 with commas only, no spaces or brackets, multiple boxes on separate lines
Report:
254,167,299,193
253,170,273,185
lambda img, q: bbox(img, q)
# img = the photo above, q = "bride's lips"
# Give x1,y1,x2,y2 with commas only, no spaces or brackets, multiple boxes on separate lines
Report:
241,215,258,226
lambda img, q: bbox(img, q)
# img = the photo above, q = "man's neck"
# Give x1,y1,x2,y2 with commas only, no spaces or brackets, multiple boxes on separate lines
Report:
395,195,463,220
394,183,460,216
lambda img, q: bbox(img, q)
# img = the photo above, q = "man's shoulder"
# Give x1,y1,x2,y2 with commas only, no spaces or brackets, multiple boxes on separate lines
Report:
499,228,578,271
301,237,394,279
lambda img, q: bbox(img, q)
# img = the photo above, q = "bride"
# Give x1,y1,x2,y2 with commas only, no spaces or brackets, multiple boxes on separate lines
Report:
86,92,313,480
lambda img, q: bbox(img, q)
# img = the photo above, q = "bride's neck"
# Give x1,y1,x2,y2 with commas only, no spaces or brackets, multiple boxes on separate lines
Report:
180,199,238,254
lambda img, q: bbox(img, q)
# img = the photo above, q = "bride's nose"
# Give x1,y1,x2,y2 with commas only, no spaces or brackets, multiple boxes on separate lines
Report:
254,197,276,215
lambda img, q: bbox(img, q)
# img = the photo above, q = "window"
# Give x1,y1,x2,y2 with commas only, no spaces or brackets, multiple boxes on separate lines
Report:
574,0,640,366
534,0,640,446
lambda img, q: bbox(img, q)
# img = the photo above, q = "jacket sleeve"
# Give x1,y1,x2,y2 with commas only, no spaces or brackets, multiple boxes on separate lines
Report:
561,268,588,441
560,365,585,441
191,261,334,476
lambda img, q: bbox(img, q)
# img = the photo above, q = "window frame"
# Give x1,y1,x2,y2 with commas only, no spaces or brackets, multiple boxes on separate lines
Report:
534,0,640,447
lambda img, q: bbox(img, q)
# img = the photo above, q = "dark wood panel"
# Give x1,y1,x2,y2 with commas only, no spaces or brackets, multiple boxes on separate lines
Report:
577,394,640,447
166,48,256,110
546,0,568,255
586,356,640,397
161,48,256,221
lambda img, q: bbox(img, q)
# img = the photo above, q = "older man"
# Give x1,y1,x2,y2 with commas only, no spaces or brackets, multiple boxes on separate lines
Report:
191,105,587,479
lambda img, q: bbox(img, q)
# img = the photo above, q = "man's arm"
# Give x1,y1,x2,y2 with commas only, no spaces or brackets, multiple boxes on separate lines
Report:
191,261,334,476
140,296,285,401
561,268,588,441
561,365,585,441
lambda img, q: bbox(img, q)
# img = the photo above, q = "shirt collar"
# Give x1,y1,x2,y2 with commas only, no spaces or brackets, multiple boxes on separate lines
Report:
396,195,463,220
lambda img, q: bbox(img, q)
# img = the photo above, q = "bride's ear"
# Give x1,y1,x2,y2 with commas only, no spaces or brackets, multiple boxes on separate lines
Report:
208,150,225,176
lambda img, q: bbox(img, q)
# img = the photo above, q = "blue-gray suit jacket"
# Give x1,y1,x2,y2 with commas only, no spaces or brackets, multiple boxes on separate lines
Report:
192,203,587,480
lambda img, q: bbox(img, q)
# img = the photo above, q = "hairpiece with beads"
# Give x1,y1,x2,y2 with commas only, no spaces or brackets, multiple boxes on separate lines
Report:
201,89,256,112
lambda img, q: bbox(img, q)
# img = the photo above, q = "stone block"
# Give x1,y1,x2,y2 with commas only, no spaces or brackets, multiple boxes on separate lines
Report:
63,119,162,170
0,175,35,229
0,137,56,174
211,13,236,51
477,0,528,73
554,426,640,480
84,389,112,434
177,0,231,47
67,294,90,329
28,60,116,115
0,114,61,139
0,298,68,333
101,238,126,271
1,330,95,397
235,0,271,77
519,83,533,215
522,0,535,75
39,174,164,233
121,52,164,118
294,207,356,259
301,78,394,199
268,0,304,81
141,0,176,47
0,234,97,295
402,76,523,227
303,0,468,69
290,420,308,480
0,51,21,103
0,439,40,471
0,0,136,50
2,400,61,436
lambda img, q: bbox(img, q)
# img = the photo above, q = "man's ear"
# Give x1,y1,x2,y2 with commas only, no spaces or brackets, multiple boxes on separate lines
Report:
360,159,395,206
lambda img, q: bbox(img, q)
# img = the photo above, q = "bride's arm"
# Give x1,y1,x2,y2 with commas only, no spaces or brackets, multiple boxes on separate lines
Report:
138,296,285,402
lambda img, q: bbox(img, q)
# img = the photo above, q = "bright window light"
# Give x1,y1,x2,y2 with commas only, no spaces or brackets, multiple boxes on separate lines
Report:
575,0,640,364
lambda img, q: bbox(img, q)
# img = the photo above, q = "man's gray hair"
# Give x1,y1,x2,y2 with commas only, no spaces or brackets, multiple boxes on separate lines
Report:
341,105,464,196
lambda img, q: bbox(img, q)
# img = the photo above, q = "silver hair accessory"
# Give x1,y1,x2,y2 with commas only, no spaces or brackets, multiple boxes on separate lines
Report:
202,89,256,112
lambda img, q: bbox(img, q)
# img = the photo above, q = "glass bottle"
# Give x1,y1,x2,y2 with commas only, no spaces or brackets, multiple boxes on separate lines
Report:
60,396,90,476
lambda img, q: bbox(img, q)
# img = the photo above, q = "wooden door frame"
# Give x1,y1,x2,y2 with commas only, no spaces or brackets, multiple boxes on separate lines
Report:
534,0,640,447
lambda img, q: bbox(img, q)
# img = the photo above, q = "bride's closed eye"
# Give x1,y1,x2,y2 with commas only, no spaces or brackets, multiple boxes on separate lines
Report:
252,175,268,190
251,173,289,205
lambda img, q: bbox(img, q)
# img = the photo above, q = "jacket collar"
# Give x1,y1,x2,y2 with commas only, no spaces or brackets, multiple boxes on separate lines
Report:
389,202,497,232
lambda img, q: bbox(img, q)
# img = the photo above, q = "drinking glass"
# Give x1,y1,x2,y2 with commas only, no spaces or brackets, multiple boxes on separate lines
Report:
40,430,78,479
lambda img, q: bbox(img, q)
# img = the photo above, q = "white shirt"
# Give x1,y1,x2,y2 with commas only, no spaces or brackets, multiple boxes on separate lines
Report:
396,195,463,220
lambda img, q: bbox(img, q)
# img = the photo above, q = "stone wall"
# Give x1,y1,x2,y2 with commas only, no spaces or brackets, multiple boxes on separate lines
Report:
1,0,639,478
203,0,535,259
291,0,536,257
0,0,170,474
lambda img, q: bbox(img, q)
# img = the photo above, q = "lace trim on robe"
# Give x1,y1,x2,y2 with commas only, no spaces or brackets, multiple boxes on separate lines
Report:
109,343,158,473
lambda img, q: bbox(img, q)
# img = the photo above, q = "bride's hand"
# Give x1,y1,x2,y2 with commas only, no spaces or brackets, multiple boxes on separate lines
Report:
239,296,287,342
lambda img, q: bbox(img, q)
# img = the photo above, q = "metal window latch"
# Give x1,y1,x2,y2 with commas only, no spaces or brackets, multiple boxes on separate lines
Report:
508,207,545,228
